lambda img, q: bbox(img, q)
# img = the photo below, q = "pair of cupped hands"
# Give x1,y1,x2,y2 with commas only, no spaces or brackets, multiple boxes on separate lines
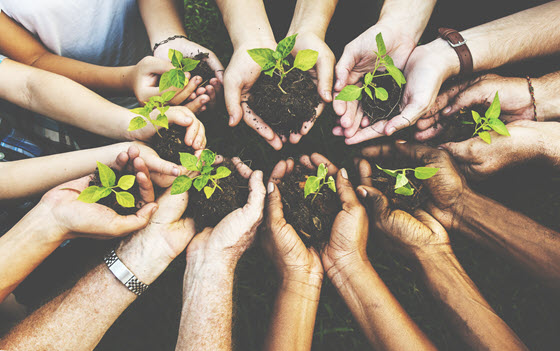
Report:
38,140,476,283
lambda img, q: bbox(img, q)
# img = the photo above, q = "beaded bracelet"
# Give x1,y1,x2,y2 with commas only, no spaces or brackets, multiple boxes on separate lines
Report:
526,76,537,121
152,35,188,55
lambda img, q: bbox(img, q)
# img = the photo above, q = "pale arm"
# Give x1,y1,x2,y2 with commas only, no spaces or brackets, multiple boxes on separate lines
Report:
137,0,187,48
376,0,437,42
533,71,560,121
288,0,338,38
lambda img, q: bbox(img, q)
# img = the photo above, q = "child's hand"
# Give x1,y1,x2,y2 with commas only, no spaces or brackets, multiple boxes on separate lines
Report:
126,142,186,188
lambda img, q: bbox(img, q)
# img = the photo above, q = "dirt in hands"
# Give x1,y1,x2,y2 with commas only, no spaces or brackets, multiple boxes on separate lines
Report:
427,109,475,146
277,166,340,249
188,52,214,84
362,72,403,124
90,168,141,216
248,68,321,137
152,125,195,165
185,159,249,232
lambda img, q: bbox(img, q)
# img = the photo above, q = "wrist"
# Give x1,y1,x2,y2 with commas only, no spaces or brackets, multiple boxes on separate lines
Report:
324,253,371,290
535,122,560,167
25,202,68,245
186,248,238,276
153,36,189,58
120,65,136,93
421,38,461,79
532,77,560,121
232,34,276,51
280,271,323,299
412,244,454,263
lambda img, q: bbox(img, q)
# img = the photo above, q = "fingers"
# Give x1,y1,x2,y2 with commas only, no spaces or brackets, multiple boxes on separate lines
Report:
316,54,335,103
414,123,444,142
310,153,339,175
439,141,475,163
142,151,181,177
355,185,390,221
241,105,283,150
340,100,359,130
145,56,175,75
266,181,285,228
224,77,243,126
416,114,440,131
336,168,362,212
206,52,225,84
413,209,447,234
184,94,210,113
151,186,189,223
242,170,266,224
232,157,253,179
132,157,155,204
269,160,288,185
345,120,387,144
443,84,489,116
361,143,395,159
393,140,437,164
106,202,158,236
356,159,373,187
184,116,200,147
384,104,423,136
334,47,356,92
114,151,130,171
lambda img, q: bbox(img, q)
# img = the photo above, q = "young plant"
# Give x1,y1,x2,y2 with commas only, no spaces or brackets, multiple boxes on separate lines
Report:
128,90,176,136
376,164,439,196
304,163,336,203
461,92,509,144
77,162,136,207
336,33,406,102
170,149,231,199
247,34,318,94
159,49,200,91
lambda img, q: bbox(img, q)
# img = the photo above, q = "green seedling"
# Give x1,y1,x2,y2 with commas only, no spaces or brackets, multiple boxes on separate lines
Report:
304,163,336,203
461,92,509,144
77,162,136,207
171,149,231,199
336,33,406,102
247,34,318,94
159,49,200,92
128,90,176,136
376,164,439,196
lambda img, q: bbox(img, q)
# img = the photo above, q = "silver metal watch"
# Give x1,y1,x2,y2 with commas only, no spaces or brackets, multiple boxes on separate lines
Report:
104,250,149,296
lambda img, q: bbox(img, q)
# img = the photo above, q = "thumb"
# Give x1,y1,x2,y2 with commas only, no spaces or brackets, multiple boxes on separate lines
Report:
316,54,334,102
439,141,473,163
384,103,425,136
265,182,285,226
144,56,175,75
151,186,189,222
356,185,390,221
143,153,181,177
224,76,243,126
413,209,447,235
105,202,158,236
444,84,488,116
334,49,356,91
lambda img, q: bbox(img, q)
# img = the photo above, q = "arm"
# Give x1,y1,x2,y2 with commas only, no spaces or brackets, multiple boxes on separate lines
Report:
532,71,560,121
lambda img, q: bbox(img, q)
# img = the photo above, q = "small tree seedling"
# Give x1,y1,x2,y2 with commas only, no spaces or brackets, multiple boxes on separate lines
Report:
376,164,439,196
77,162,136,207
461,92,509,144
128,90,176,136
159,49,200,91
304,163,336,203
171,149,232,198
336,33,406,102
247,34,318,94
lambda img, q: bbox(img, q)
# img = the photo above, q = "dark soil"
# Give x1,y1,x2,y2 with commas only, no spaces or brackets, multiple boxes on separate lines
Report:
248,68,321,137
185,159,249,232
427,109,475,146
362,72,403,124
90,168,141,216
277,166,340,249
188,52,214,83
367,159,429,212
151,125,195,164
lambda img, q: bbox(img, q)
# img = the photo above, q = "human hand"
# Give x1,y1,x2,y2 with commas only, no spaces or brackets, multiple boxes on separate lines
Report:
416,74,535,141
333,24,416,140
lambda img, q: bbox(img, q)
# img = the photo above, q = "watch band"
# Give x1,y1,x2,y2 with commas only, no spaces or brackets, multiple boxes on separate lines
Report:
104,250,149,296
438,28,473,77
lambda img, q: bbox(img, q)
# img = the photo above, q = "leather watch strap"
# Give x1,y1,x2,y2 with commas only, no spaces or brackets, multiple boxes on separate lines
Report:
438,28,473,76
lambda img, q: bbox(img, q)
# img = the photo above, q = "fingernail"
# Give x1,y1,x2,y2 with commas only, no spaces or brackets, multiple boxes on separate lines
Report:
341,168,348,179
443,106,451,114
267,182,274,194
229,116,234,126
172,167,180,176
396,139,407,144
358,187,367,198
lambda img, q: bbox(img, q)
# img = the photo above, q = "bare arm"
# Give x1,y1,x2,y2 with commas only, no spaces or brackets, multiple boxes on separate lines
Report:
137,0,187,48
533,71,560,121
288,0,337,38
377,0,436,42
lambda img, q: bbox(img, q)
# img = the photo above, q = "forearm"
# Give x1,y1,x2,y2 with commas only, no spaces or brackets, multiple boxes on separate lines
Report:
416,249,528,350
215,0,274,49
329,259,436,350
454,190,560,289
0,142,133,200
533,71,560,121
287,0,338,38
377,0,437,43
175,257,235,351
138,0,187,47
264,274,322,351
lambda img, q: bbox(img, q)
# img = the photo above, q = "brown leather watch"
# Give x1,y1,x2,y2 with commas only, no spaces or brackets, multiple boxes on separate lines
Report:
438,28,473,77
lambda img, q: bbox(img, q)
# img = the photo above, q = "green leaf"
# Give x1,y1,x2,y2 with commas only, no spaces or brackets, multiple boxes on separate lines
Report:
161,90,176,102
115,191,135,208
247,48,275,69
117,175,136,190
488,118,510,136
181,57,199,72
395,172,409,189
364,72,373,86
335,85,362,101
128,116,148,131
179,153,199,171
214,166,231,179
384,55,395,66
472,110,481,124
327,176,336,192
478,131,492,144
201,165,213,174
376,32,387,56
293,49,318,71
364,86,373,100
97,162,116,187
317,163,328,179
77,186,105,203
374,87,389,101
152,114,169,129
414,167,439,180
395,183,414,196
386,65,406,87
263,61,275,71
276,34,298,58
169,49,183,67
130,106,150,118
304,176,320,198
486,92,501,120
171,175,193,195
194,175,210,191
461,120,474,125
376,164,398,177
200,149,216,166
204,185,216,199
264,68,275,77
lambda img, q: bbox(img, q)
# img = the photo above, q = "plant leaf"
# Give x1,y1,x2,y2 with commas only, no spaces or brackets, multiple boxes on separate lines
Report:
117,175,136,190
179,152,199,171
488,118,510,136
486,92,501,120
115,191,135,208
152,114,169,129
384,55,395,66
201,165,213,174
478,131,492,144
130,106,151,118
171,175,193,195
127,116,147,131
395,172,409,189
77,186,105,203
200,149,216,166
364,86,374,100
247,48,275,69
204,185,216,199
276,34,297,58
194,175,210,191
335,85,362,101
181,58,199,72
272,51,282,60
376,164,398,177
327,176,336,192
214,166,231,179
364,72,373,86
304,176,320,198
376,32,387,56
97,162,116,187
317,163,328,179
293,49,318,71
414,167,439,179
264,68,275,77
386,64,406,87
395,183,414,196
161,90,176,102
169,49,183,67
471,110,481,124
374,87,389,101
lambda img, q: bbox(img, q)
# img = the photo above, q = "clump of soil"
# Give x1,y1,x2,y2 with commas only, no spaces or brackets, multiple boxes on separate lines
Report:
248,67,321,137
367,159,429,212
152,125,195,164
362,72,403,124
427,109,474,146
189,52,214,83
185,159,249,232
90,168,141,216
277,166,340,248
